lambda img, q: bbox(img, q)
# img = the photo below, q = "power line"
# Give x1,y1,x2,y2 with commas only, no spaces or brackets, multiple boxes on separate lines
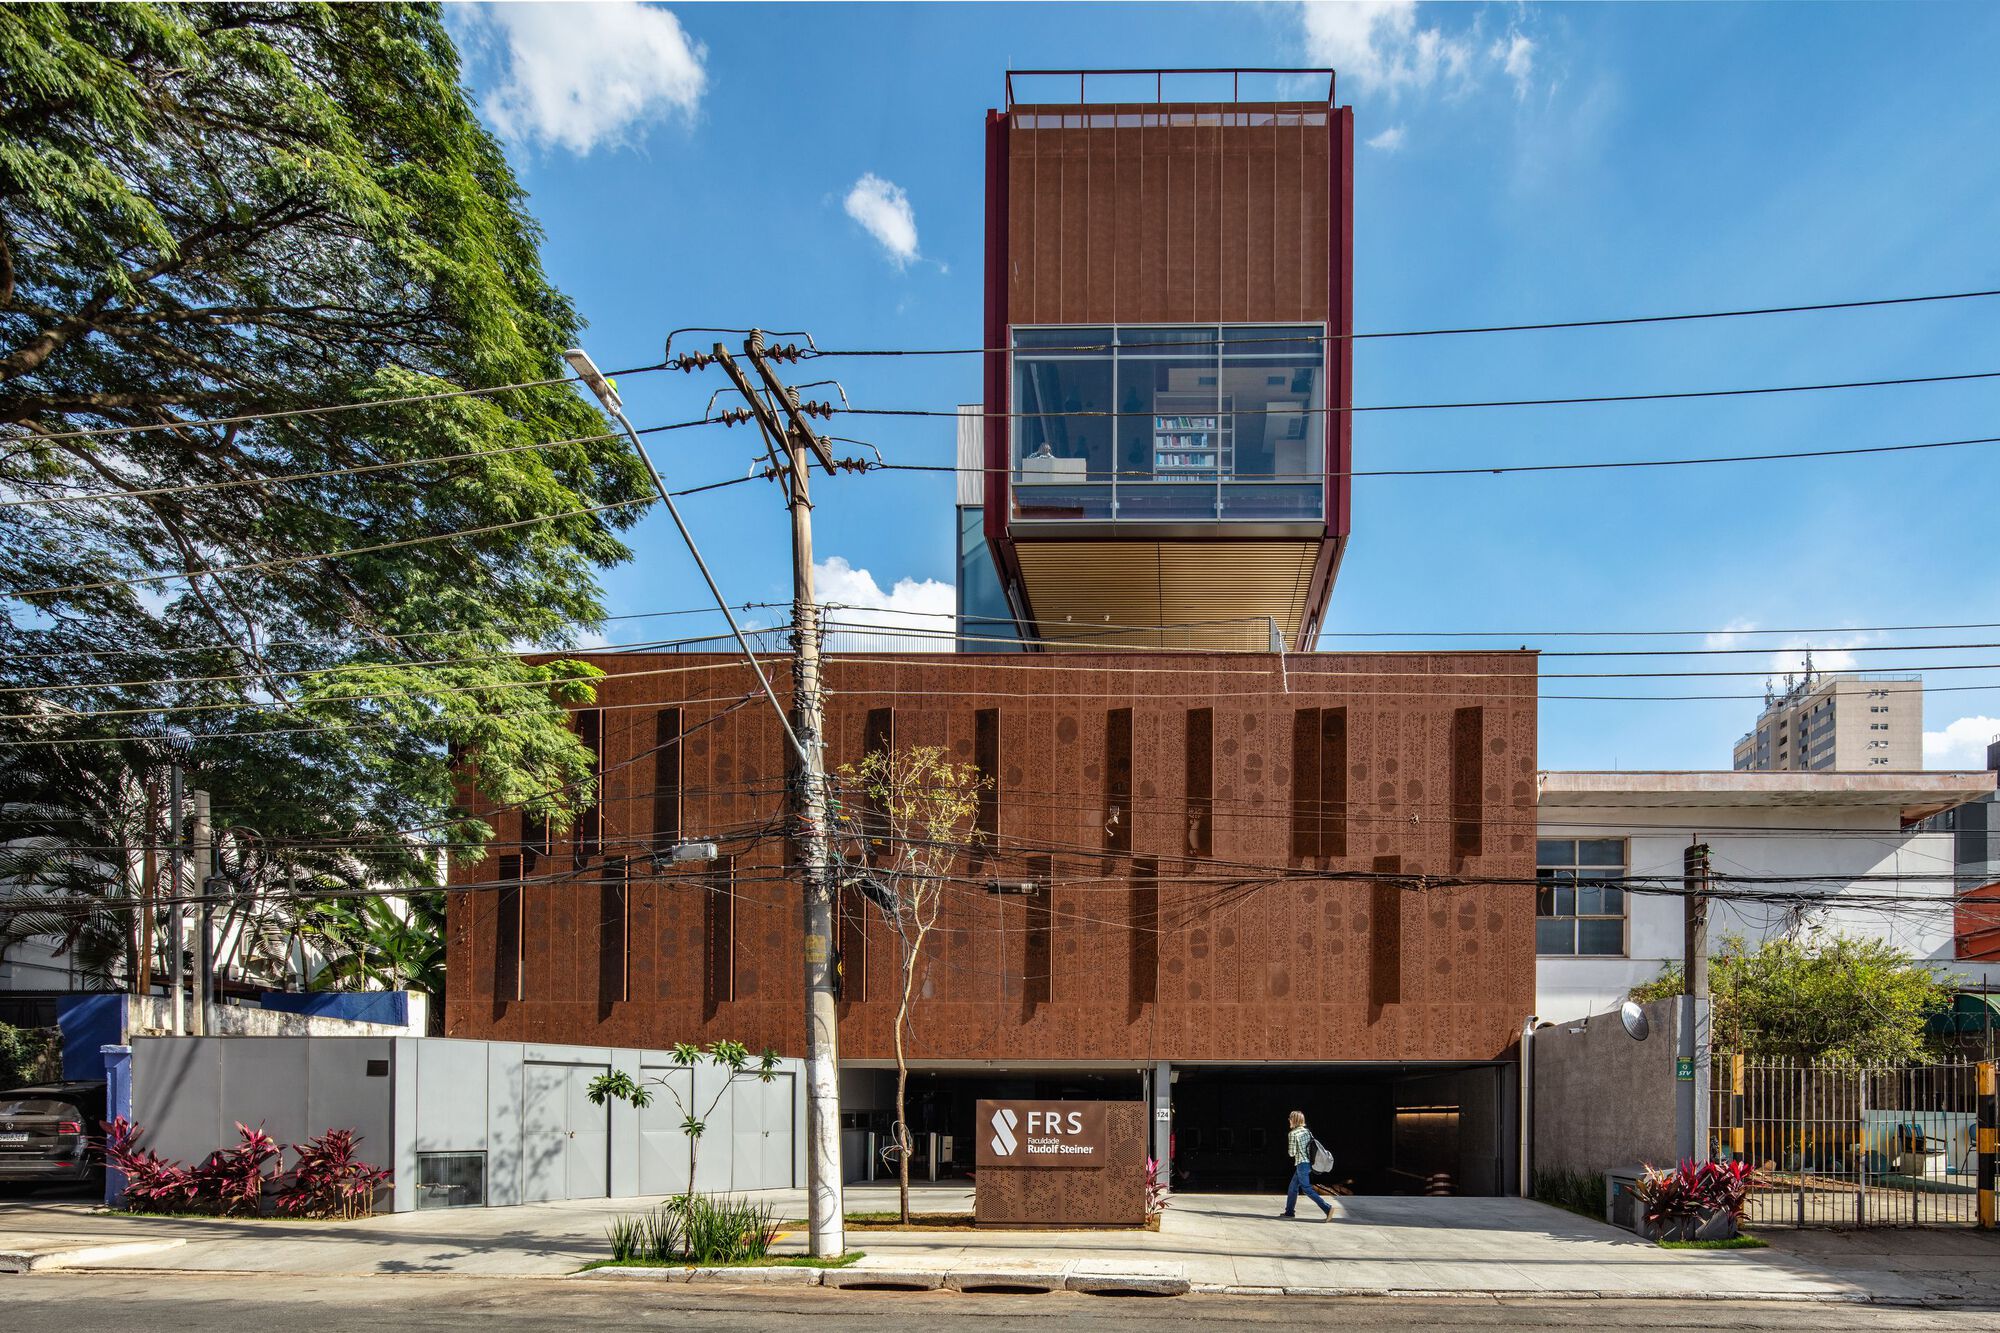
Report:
0,360,671,448
801,285,2000,354
842,367,2000,422
0,627,797,697
0,602,790,665
0,426,618,510
875,431,2000,484
4,468,760,603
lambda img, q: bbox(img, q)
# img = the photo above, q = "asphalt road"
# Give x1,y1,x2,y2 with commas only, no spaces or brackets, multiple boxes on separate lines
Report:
4,1274,1997,1332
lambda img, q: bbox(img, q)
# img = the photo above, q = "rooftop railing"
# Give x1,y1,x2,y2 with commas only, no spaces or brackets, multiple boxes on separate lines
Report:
1005,68,1336,108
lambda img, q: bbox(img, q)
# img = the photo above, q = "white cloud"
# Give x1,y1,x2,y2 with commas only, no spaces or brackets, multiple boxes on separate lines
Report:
1701,620,1870,682
1299,1,1475,98
816,556,954,652
1366,124,1407,151
1296,2,1541,103
843,174,922,268
1492,29,1536,101
473,2,706,155
1925,715,2000,770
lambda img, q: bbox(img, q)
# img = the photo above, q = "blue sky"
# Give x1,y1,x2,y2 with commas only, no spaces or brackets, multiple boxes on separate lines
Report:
448,1,2000,773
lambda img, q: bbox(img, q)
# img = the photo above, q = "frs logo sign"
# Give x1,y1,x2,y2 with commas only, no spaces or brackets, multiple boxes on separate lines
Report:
989,1107,1018,1157
975,1100,1108,1167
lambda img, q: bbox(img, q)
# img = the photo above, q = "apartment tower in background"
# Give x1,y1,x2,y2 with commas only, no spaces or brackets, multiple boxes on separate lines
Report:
1732,669,1923,771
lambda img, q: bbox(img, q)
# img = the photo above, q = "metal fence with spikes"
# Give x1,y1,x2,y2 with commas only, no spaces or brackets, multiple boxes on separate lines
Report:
1711,1054,1996,1227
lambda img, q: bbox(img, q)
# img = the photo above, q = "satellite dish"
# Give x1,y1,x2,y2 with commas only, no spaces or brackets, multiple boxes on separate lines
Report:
1619,1001,1651,1042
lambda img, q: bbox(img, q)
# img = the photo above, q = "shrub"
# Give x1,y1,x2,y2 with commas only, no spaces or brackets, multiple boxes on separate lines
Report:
605,1195,779,1265
104,1117,199,1212
1144,1155,1171,1216
278,1129,393,1219
192,1123,282,1216
1633,1159,1755,1225
0,1022,62,1087
1532,1166,1604,1219
101,1119,390,1218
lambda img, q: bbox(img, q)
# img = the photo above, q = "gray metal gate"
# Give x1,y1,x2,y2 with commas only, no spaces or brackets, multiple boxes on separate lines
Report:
1712,1055,1993,1227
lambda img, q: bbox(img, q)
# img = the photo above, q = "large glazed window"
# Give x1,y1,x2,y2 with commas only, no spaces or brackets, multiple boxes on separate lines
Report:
1011,324,1325,523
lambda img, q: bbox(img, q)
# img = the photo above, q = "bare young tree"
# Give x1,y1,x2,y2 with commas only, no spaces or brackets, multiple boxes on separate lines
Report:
836,745,987,1224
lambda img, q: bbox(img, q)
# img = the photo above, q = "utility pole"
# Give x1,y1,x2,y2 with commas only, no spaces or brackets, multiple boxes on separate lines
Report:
168,763,185,1035
138,775,157,999
717,332,846,1259
191,789,212,1036
561,343,838,1253
1678,839,1712,1162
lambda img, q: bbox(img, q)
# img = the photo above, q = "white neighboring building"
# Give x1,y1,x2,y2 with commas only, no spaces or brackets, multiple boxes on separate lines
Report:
1534,770,1997,1024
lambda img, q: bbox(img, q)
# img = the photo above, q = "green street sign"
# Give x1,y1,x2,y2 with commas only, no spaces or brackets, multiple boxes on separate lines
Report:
1676,1057,1695,1081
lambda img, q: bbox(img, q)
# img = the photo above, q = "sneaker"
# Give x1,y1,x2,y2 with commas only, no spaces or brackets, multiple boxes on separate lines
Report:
1278,1213,1295,1219
1321,1207,1335,1221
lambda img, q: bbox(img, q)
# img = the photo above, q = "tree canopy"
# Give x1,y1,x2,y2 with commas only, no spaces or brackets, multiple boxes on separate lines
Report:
1630,933,1954,1064
0,6,648,936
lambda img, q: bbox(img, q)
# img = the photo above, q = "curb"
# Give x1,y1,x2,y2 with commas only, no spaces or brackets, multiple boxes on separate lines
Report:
0,1239,188,1273
584,1264,823,1285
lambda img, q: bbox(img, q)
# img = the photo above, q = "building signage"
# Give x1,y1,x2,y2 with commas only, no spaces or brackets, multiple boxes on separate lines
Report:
1676,1057,1695,1082
975,1100,1108,1167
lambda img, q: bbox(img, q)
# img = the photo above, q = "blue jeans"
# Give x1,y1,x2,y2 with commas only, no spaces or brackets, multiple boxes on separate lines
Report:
1284,1160,1329,1216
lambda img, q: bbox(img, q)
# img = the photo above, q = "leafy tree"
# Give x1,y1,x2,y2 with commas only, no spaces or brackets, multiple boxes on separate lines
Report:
834,745,988,1224
303,890,445,998
1629,933,1953,1064
586,1041,780,1202
0,6,649,944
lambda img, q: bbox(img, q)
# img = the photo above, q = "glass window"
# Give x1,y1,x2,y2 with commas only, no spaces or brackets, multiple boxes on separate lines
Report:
1536,838,1627,956
1221,325,1324,519
1010,324,1326,524
1013,328,1114,517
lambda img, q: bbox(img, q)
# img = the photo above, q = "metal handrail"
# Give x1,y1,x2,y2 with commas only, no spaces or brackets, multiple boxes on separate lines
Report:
1005,68,1336,107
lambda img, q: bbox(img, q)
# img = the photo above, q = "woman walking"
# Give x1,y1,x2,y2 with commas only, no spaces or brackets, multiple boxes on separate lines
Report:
1282,1110,1333,1220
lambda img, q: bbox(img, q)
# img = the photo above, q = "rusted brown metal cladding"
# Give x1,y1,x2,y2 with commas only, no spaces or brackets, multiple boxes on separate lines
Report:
975,1101,1148,1228
981,102,1356,648
444,651,1537,1064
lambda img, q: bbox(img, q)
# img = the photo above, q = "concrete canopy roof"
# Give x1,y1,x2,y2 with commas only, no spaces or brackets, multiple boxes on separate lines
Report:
1537,770,1996,824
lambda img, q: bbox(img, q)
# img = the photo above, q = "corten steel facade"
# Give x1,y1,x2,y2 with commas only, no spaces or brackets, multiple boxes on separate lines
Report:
444,651,1538,1067
981,74,1355,650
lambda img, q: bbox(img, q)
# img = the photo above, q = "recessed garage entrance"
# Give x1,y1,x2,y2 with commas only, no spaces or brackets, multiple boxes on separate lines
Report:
1168,1063,1515,1196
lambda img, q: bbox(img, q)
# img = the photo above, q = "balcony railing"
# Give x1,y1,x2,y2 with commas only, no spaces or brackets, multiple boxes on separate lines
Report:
1005,68,1336,107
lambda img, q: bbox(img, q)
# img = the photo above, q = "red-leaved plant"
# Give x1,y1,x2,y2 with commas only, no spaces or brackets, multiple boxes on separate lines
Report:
193,1123,282,1216
101,1120,391,1219
277,1128,394,1219
1144,1155,1171,1216
103,1117,199,1213
1634,1158,1756,1225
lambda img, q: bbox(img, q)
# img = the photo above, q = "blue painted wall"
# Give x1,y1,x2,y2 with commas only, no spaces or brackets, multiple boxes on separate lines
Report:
55,994,125,1081
259,991,408,1027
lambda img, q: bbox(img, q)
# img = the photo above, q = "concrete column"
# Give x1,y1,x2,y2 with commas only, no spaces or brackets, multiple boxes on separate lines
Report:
1150,1060,1172,1179
100,1044,132,1205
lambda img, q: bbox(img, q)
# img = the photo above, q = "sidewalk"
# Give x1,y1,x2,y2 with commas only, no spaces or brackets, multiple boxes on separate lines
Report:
2,1186,1995,1305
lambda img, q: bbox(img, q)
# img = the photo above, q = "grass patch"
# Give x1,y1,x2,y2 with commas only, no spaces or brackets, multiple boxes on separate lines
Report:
1658,1234,1768,1250
580,1251,865,1272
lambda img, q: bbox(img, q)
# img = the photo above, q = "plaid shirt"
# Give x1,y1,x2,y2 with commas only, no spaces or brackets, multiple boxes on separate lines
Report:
1288,1125,1312,1165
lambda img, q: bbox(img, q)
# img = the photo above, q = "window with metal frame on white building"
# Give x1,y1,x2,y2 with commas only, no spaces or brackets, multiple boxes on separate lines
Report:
1535,838,1628,956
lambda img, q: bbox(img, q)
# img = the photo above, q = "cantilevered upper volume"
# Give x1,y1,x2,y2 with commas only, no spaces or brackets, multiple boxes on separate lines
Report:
980,70,1355,651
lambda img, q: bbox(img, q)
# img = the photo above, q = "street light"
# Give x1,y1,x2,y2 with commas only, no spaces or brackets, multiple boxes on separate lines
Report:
562,347,804,764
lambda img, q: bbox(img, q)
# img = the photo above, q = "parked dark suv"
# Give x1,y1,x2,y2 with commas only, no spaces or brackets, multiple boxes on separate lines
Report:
0,1081,106,1188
